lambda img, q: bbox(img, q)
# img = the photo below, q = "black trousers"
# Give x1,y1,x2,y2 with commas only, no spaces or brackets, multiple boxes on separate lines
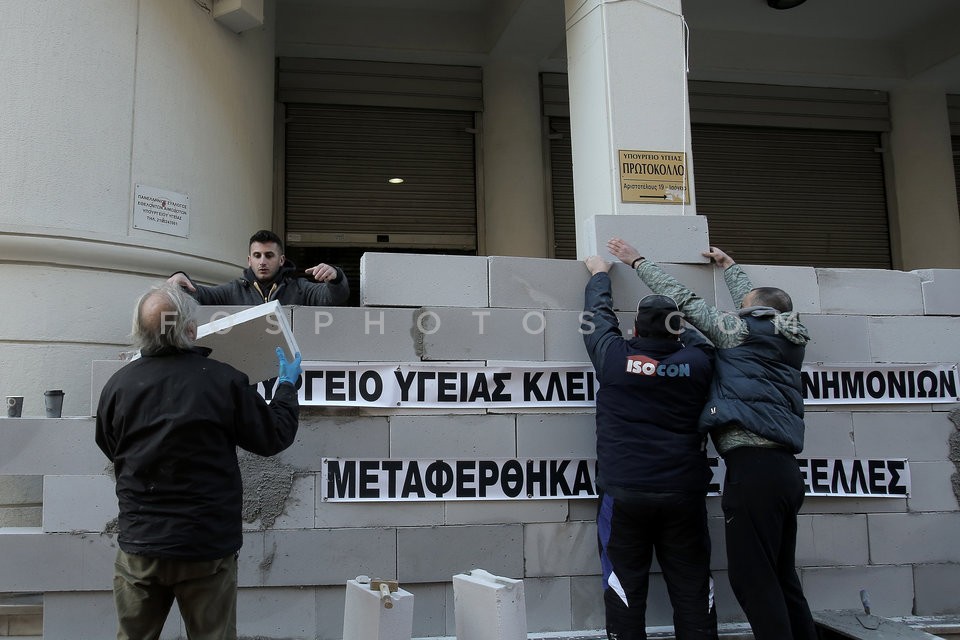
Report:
721,447,818,640
597,490,718,640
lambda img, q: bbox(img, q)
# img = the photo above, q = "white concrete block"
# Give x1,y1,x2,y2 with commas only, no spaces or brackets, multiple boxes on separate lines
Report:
405,582,450,638
43,591,182,640
257,528,397,587
453,569,527,640
317,584,349,640
568,498,600,522
343,577,414,640
237,587,318,639
716,263,821,314
292,307,420,362
915,269,960,315
195,300,299,384
569,575,606,631
906,462,960,512
390,414,516,458
866,316,960,364
0,475,42,505
801,565,915,616
416,307,545,361
851,411,954,461
914,563,960,615
0,419,106,475
868,513,960,563
802,315,872,363
543,309,636,362
802,412,855,458
278,415,390,471
43,475,117,533
489,257,592,310
523,521,597,577
212,0,264,33
516,413,596,458
361,253,489,307
817,268,924,315
800,496,907,515
316,500,444,529
397,525,523,583
443,500,568,525
795,514,868,566
0,530,116,591
584,214,711,264
607,262,717,312
523,577,572,633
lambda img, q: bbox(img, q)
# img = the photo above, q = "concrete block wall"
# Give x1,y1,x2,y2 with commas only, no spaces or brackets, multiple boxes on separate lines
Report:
2,254,960,639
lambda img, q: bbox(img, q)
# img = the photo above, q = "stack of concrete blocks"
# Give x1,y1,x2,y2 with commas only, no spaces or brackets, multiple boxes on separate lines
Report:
1,247,959,639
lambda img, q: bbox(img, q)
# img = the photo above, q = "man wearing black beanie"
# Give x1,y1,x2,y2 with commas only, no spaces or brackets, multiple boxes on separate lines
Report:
582,255,718,640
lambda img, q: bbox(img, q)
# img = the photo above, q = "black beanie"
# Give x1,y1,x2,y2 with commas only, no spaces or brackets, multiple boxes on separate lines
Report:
634,294,682,338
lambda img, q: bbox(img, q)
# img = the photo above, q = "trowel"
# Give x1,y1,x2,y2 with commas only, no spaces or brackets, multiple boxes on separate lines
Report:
857,589,881,631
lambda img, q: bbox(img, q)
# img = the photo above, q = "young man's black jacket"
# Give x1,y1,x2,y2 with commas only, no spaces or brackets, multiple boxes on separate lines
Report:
174,259,349,306
95,346,299,560
582,272,715,497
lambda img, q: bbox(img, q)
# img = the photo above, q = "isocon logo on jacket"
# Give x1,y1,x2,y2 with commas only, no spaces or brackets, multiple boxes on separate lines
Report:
625,355,691,377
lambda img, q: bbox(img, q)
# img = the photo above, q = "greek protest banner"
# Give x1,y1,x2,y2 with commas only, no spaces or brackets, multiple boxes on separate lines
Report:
801,364,959,404
321,457,910,502
269,362,598,408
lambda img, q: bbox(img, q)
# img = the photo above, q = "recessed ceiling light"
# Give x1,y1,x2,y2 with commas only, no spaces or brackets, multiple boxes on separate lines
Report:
388,178,404,184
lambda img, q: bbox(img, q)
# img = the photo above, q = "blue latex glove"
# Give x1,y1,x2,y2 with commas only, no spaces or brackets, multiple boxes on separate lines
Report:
276,348,302,386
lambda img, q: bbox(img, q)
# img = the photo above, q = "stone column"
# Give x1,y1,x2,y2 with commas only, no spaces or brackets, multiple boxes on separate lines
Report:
887,84,960,269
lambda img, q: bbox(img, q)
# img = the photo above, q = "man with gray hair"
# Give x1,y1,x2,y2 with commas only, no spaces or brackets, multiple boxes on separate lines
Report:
96,283,302,640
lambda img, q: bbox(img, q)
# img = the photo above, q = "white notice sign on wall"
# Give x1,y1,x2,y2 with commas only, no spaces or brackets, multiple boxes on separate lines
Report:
133,184,189,237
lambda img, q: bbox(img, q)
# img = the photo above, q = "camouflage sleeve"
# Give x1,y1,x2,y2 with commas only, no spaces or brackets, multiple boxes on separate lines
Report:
723,264,753,308
634,259,747,348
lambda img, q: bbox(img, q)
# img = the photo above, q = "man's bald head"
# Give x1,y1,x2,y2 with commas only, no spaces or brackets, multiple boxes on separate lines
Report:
132,284,199,352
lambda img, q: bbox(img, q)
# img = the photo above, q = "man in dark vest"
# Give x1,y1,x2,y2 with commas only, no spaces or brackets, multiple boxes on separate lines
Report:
606,237,817,640
582,254,718,640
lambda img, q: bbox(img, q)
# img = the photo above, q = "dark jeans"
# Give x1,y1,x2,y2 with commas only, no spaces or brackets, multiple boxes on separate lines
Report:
597,489,719,640
722,447,818,640
113,549,238,640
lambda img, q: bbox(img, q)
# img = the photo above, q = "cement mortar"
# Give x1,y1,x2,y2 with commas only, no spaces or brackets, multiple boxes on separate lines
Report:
239,451,297,529
949,409,960,507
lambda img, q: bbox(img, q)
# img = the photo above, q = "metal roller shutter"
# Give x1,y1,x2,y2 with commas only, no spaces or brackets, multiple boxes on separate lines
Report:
691,124,890,268
284,103,478,250
547,117,575,259
949,96,960,210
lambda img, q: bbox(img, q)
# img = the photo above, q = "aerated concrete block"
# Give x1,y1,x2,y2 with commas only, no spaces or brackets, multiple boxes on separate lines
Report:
568,498,600,522
361,253,489,308
0,531,116,591
416,307,545,361
316,500,444,529
342,578,414,640
583,214,711,264
914,563,960,615
43,591,183,640
317,584,349,640
453,569,526,640
443,500,569,525
280,415,390,470
292,306,420,362
801,565,915,615
257,528,397,587
0,506,41,527
800,496,907,515
817,268,924,315
0,475,42,505
802,412,855,458
915,269,960,315
489,256,592,310
406,583,449,638
794,514,868,565
866,316,960,364
607,262,717,313
43,475,117,533
851,412,954,461
801,315,872,363
715,264,821,314
397,524,523,583
237,587,318,639
906,462,960,512
569,575,606,631
516,413,596,458
389,414,517,458
0,419,106,475
868,513,960,563
523,521,597,577
543,309,638,362
524,577,572,633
